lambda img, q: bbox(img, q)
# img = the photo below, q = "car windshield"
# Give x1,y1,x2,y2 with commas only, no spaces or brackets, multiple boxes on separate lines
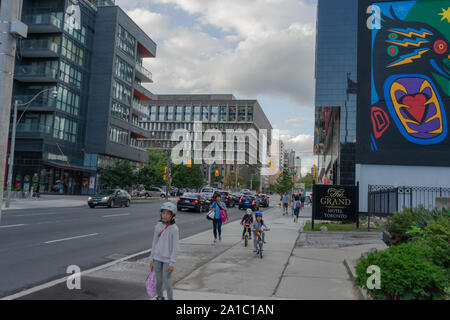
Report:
182,193,198,198
202,189,214,193
98,189,115,195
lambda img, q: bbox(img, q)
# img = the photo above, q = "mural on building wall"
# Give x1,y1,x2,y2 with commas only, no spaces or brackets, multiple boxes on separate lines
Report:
358,0,450,165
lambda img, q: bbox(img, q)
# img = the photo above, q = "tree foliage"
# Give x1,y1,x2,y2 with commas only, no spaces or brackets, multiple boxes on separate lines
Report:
171,164,204,189
99,160,136,189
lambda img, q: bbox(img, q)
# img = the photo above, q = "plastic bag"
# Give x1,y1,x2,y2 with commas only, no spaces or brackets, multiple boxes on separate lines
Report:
146,269,156,297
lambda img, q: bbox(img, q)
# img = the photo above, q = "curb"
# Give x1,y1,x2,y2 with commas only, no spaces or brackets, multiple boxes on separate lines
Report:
343,259,372,300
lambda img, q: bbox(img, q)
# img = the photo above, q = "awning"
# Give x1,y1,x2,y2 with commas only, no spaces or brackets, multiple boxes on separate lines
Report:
42,160,97,173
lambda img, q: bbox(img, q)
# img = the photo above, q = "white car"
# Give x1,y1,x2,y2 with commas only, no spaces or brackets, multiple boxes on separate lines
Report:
200,187,215,200
142,187,166,198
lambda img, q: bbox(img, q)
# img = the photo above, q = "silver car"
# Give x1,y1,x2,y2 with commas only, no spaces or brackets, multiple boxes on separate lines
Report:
143,187,166,198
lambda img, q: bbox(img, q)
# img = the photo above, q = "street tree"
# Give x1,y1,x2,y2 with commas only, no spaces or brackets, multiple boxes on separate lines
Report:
172,164,204,189
99,160,137,190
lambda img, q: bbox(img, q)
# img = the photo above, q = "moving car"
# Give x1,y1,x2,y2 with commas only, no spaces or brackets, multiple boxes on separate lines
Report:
238,194,260,211
256,194,269,207
200,187,215,200
142,187,166,198
88,189,131,208
177,193,210,212
213,190,235,207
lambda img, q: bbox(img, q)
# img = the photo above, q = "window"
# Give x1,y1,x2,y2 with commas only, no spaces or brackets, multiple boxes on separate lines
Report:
176,106,182,121
53,115,77,143
247,106,253,121
111,101,130,121
220,106,227,121
56,86,80,116
115,56,133,85
63,14,87,45
238,106,246,121
61,35,85,67
193,106,200,121
158,106,165,121
229,106,236,121
184,106,191,121
109,126,129,145
59,61,82,89
167,106,174,121
149,106,156,121
202,106,209,121
117,25,136,58
211,106,218,122
113,80,131,104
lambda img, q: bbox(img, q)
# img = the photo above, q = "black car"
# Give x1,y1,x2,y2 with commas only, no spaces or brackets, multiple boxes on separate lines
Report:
88,189,131,208
177,193,210,212
256,194,269,207
213,191,235,207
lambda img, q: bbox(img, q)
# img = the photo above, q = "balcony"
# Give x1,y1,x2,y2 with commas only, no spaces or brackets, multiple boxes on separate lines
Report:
14,64,58,83
132,99,149,116
134,83,153,100
15,124,53,138
135,63,153,83
22,13,63,33
18,39,59,58
12,94,57,111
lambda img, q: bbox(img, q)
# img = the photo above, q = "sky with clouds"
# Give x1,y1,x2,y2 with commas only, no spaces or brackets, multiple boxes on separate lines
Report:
116,0,318,176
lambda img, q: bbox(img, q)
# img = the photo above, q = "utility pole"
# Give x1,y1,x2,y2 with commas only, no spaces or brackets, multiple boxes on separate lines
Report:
0,0,23,224
165,149,171,199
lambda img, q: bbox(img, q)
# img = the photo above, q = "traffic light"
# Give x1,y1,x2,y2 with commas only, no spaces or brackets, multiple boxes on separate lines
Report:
163,175,166,181
279,170,282,176
206,180,209,184
313,165,316,178
215,169,219,177
187,159,192,168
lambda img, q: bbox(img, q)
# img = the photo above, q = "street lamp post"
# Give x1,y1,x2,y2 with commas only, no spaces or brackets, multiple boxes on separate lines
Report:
5,87,58,208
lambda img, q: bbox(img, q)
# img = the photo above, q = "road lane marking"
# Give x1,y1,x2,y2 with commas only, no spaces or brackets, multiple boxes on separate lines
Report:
44,233,99,244
102,213,130,218
0,224,26,229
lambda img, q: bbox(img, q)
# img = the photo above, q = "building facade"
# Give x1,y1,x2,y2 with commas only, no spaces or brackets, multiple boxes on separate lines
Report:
139,94,273,189
8,0,156,195
314,0,358,186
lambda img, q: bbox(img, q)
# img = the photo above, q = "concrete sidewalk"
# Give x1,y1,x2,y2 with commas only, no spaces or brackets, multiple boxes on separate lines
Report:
1,195,88,211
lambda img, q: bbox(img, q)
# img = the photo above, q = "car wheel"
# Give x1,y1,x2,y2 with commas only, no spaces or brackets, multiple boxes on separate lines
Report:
126,200,130,207
177,207,181,211
109,200,115,208
161,194,166,198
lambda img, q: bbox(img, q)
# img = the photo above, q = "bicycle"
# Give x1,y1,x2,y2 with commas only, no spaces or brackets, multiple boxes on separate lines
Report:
254,228,270,258
243,224,251,247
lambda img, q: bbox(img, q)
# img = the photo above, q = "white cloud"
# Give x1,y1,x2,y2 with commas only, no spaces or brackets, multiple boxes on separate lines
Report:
120,0,316,107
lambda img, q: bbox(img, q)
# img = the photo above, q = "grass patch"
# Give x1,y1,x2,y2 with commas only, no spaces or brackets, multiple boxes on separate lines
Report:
304,221,384,232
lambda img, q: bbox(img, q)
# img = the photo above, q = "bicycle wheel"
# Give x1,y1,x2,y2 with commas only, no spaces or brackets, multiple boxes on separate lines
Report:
259,243,263,259
244,236,248,247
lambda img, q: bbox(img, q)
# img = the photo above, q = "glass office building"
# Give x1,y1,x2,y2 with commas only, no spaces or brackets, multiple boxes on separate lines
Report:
314,0,358,185
8,0,156,195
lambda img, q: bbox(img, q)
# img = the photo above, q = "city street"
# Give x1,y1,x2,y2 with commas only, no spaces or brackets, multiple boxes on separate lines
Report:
0,199,272,297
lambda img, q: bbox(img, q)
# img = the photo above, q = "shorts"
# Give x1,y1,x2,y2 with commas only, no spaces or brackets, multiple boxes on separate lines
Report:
283,203,288,208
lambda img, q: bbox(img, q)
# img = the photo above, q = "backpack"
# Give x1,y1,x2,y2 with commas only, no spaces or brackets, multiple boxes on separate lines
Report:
296,201,302,209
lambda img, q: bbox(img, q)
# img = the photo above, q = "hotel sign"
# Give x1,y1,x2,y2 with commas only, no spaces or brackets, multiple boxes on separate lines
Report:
313,184,359,223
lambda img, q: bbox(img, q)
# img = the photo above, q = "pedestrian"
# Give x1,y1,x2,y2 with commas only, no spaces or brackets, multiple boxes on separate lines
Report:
282,192,289,216
293,194,301,223
300,193,305,210
149,202,179,300
209,194,228,243
291,193,296,216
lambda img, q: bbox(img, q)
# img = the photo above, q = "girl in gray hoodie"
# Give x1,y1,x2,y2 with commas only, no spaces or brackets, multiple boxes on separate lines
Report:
150,202,179,300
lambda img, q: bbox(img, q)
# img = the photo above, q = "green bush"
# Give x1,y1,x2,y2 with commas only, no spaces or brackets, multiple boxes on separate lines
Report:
417,215,450,268
387,207,424,244
355,242,449,300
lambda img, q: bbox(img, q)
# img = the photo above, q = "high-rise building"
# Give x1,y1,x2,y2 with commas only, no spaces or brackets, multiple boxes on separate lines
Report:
314,0,358,186
8,0,156,195
139,94,273,189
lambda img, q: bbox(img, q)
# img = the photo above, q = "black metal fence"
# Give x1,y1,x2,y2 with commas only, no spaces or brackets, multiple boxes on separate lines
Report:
368,185,450,216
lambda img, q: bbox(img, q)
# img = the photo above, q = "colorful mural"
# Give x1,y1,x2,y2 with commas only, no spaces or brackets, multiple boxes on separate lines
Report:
357,0,450,166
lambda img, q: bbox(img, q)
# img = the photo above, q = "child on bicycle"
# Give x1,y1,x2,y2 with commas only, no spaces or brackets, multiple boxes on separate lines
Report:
240,209,253,240
251,212,269,252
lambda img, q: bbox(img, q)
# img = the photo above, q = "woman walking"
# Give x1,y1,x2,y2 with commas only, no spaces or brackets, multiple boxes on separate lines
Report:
293,194,301,223
209,194,228,243
150,202,179,300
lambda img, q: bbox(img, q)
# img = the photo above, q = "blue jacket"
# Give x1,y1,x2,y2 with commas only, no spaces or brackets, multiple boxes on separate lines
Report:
209,201,227,219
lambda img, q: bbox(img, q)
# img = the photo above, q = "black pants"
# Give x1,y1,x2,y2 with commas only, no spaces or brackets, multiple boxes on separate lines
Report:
212,218,222,239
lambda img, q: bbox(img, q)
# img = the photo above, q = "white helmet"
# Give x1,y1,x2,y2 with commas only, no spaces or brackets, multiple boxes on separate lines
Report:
160,202,177,215
246,208,252,215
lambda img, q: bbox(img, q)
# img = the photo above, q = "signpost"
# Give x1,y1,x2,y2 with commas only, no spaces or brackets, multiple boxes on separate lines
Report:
312,184,359,230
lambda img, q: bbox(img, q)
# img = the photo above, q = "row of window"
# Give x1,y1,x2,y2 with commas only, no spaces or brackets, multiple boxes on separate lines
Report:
53,116,78,143
56,85,81,116
113,79,132,105
141,121,253,132
115,56,133,85
59,60,83,89
117,25,136,58
61,35,85,67
148,106,254,122
109,126,129,145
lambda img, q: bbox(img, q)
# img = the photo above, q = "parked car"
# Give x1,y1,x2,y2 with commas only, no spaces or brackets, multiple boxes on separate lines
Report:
213,190,235,207
141,187,166,198
231,192,241,203
177,193,210,212
200,187,215,200
238,194,260,211
256,194,269,207
88,189,131,208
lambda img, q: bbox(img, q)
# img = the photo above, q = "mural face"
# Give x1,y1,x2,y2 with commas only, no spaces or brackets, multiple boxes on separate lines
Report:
357,0,450,166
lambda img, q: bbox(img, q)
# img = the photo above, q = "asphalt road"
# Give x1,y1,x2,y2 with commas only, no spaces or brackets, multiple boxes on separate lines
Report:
0,199,272,298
